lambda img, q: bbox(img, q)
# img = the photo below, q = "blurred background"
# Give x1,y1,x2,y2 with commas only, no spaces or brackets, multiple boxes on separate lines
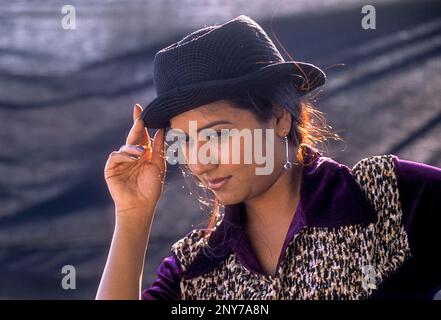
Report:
0,0,440,299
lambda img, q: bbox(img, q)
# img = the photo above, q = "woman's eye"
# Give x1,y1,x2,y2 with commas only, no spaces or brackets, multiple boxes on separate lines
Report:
178,131,230,147
178,136,194,147
208,130,230,141
210,131,220,138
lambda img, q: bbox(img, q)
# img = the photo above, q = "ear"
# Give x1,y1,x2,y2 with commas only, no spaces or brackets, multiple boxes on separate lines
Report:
273,104,292,138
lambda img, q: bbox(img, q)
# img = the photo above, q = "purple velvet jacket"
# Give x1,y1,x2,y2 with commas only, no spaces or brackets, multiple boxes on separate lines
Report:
142,148,441,300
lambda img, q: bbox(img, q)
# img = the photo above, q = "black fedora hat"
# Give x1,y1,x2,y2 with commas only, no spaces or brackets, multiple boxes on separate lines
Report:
141,15,326,129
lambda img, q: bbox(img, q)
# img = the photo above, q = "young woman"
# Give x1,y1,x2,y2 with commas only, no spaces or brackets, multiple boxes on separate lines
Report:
96,15,441,300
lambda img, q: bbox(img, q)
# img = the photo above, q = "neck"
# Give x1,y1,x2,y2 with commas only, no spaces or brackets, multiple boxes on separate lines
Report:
244,162,303,232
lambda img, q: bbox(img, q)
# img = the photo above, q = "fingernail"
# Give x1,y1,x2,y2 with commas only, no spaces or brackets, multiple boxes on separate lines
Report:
129,154,140,160
135,145,145,152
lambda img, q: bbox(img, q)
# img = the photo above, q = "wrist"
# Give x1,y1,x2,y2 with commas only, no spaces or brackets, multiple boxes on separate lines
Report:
115,206,155,231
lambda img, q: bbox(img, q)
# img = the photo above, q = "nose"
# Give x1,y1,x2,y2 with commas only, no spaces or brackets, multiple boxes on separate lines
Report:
188,162,217,177
187,156,218,176
185,141,219,176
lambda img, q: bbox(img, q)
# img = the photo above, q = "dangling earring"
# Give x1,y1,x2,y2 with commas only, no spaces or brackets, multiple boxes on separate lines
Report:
283,135,292,170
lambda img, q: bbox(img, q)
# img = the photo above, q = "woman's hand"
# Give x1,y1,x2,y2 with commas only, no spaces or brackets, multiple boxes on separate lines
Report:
104,104,166,220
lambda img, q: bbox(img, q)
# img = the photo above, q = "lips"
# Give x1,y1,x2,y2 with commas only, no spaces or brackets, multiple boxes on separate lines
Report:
207,176,231,190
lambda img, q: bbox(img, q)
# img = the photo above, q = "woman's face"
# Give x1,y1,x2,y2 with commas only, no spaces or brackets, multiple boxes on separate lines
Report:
169,100,290,205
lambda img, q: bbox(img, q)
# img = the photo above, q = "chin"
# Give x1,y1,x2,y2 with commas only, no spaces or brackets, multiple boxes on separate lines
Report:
213,191,245,206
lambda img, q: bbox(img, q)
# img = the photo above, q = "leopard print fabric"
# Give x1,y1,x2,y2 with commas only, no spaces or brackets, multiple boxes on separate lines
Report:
170,154,411,299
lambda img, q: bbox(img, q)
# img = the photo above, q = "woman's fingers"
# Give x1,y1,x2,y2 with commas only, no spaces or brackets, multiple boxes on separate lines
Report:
151,128,166,173
121,104,164,172
120,143,153,162
105,150,140,171
126,104,151,146
132,104,140,123
106,142,153,170
118,144,147,155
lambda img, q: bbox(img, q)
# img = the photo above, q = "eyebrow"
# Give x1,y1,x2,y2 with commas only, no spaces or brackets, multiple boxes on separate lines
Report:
180,120,233,137
197,120,232,132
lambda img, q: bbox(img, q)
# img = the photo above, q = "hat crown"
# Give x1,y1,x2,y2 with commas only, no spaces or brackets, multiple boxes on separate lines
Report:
153,15,285,95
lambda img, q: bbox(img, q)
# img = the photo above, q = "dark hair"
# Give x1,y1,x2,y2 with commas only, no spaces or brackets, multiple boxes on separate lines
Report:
177,79,343,234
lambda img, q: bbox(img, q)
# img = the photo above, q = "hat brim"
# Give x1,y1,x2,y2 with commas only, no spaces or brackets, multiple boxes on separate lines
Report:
141,61,326,128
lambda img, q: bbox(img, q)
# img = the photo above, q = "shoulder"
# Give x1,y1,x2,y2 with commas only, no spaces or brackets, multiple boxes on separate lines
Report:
351,153,397,180
352,153,441,188
141,254,183,300
388,155,441,236
170,228,212,273
308,152,402,226
349,151,441,215
169,212,236,279
391,156,441,189
141,228,213,300
351,153,441,236
350,154,398,208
